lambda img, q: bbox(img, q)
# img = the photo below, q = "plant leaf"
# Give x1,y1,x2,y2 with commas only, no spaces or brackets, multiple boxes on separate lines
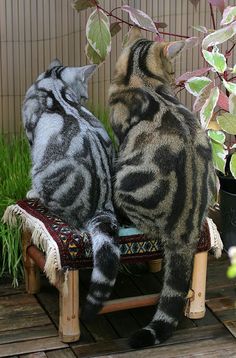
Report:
229,93,236,114
121,5,157,33
176,67,211,84
202,21,236,49
85,43,103,64
210,140,227,173
200,87,219,128
202,48,227,73
193,82,214,112
86,8,111,61
208,130,226,144
230,152,236,179
223,79,236,95
221,6,236,25
72,0,97,13
208,0,226,14
110,22,121,37
185,76,212,96
154,22,168,29
217,113,236,134
217,90,229,111
184,37,199,49
232,64,236,73
192,25,208,33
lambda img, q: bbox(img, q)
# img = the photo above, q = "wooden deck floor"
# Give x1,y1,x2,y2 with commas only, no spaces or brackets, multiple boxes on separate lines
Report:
0,254,236,358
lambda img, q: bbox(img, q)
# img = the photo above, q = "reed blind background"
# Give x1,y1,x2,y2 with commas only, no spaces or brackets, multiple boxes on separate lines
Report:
0,0,235,136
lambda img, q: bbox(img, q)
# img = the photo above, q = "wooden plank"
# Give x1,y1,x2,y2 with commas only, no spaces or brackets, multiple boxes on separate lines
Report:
0,293,51,332
46,348,76,358
0,337,68,358
98,335,236,358
21,352,47,358
72,324,228,358
0,324,57,345
0,282,25,297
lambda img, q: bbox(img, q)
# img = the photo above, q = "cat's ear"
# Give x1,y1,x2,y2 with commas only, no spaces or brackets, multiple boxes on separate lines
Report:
80,64,97,82
123,26,142,48
48,59,62,70
163,41,185,60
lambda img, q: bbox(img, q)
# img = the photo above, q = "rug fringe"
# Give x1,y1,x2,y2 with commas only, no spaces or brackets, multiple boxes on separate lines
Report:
207,217,223,259
2,204,62,286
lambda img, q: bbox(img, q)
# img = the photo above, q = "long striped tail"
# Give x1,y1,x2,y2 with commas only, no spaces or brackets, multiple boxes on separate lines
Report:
129,241,196,348
80,211,120,321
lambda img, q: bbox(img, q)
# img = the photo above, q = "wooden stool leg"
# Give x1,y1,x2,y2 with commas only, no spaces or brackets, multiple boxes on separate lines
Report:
148,258,162,273
22,229,40,294
59,270,80,343
185,251,208,319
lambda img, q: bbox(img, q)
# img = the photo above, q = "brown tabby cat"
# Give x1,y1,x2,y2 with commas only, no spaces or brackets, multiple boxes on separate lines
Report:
108,27,215,348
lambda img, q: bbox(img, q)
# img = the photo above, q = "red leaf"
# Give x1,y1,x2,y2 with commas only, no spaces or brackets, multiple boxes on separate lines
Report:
176,67,211,85
208,0,226,14
217,90,229,111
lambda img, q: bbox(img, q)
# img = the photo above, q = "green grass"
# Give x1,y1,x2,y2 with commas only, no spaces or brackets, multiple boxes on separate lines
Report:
88,103,117,148
0,135,31,285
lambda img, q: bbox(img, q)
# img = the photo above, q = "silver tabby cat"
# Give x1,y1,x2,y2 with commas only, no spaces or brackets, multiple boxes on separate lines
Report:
109,27,215,348
22,59,120,319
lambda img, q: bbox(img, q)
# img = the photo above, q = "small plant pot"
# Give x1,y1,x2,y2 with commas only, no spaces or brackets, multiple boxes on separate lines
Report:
219,185,236,251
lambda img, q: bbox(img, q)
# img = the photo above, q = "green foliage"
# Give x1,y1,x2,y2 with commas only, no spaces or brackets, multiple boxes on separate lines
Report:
0,135,31,285
88,103,117,149
181,3,236,179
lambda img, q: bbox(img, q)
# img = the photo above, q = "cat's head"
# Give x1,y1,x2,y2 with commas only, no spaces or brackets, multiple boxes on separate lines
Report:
34,59,97,103
112,26,186,89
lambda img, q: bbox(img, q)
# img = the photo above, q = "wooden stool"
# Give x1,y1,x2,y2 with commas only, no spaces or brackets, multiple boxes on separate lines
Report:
3,199,223,343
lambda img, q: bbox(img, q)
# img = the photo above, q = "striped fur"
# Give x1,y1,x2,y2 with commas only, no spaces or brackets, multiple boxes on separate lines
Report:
108,28,215,348
22,59,120,320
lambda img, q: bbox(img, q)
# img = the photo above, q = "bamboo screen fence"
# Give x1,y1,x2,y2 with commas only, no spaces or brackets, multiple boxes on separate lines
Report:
0,0,235,136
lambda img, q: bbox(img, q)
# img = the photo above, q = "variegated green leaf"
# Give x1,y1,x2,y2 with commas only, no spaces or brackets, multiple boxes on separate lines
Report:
202,21,236,49
192,25,208,33
223,79,236,95
202,48,227,73
217,113,236,134
85,43,103,64
193,82,214,112
86,8,111,61
200,87,219,128
230,152,236,179
229,93,236,114
121,5,157,33
232,64,236,73
208,130,225,144
72,0,97,13
185,76,212,96
210,140,227,173
221,6,236,26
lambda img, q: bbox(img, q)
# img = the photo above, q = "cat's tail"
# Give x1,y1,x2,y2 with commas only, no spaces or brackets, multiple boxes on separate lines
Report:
80,211,120,321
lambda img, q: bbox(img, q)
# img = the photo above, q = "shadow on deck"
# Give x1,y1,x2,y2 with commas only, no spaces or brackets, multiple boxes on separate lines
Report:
0,254,236,358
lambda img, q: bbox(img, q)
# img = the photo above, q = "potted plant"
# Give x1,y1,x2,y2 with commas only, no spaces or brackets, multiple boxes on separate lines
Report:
176,1,236,250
